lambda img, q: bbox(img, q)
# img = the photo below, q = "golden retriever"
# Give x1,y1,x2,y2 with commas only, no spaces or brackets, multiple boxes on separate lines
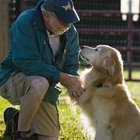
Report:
78,45,140,140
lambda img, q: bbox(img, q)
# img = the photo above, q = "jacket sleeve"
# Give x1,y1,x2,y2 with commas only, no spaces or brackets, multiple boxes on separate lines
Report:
11,16,60,83
63,26,80,76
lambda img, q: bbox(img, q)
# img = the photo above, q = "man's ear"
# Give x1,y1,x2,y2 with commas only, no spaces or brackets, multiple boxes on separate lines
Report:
42,12,50,21
103,57,116,77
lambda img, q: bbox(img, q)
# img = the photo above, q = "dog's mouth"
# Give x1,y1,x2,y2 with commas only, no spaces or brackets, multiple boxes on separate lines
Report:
80,56,91,65
80,54,89,62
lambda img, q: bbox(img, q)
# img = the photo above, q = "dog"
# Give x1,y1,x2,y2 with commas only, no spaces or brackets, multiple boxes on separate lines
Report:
78,45,140,140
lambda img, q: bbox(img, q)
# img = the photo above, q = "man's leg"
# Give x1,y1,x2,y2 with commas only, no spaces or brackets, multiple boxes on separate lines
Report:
18,76,49,132
31,102,60,140
0,73,60,139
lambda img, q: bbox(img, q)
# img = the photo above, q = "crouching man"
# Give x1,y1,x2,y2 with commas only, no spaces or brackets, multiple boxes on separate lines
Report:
0,0,84,139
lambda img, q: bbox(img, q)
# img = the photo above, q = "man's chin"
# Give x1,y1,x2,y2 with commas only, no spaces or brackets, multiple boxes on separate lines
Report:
53,31,65,36
53,29,68,36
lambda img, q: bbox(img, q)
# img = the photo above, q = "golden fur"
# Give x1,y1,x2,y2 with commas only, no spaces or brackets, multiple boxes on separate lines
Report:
78,45,140,140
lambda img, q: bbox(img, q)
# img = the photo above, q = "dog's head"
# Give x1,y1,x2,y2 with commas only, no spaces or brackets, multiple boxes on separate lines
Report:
80,45,124,84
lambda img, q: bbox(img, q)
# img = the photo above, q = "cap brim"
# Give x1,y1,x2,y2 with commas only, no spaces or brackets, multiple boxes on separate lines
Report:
56,8,80,24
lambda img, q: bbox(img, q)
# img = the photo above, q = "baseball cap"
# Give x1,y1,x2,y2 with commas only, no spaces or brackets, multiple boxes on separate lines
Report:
42,0,80,24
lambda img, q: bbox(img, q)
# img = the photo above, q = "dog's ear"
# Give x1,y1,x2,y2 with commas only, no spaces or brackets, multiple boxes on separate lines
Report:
103,57,116,77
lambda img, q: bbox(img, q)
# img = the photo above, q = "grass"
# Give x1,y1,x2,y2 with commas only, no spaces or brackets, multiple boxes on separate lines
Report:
123,68,140,106
0,68,140,139
0,97,89,140
58,102,89,140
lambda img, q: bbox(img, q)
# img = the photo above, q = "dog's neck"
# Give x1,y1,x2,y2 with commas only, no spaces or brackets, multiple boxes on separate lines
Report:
81,65,125,89
92,68,125,87
81,67,101,88
93,67,125,87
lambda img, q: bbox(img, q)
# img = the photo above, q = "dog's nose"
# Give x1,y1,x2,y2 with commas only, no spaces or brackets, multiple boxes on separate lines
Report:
80,45,90,49
80,45,95,49
80,45,85,49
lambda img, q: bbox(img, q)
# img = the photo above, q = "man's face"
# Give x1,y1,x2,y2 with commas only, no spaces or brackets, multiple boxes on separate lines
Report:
42,12,71,36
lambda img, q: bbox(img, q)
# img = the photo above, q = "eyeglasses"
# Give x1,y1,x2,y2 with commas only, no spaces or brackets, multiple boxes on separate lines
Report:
42,10,71,28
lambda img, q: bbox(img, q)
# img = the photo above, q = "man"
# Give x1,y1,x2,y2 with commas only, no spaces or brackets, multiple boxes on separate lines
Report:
0,0,84,140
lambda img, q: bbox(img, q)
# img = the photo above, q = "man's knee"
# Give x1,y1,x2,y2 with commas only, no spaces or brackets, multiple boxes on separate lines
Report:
30,76,49,99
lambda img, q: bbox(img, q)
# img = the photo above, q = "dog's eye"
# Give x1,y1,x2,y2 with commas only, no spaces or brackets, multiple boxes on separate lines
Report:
94,48,98,51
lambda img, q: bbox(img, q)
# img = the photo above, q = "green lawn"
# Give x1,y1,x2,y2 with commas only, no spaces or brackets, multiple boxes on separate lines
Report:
0,69,140,139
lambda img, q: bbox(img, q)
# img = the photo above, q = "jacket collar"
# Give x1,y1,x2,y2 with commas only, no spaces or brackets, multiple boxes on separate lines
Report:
32,2,46,31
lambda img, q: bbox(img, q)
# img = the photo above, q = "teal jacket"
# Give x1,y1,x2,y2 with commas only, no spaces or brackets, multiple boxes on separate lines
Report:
0,4,80,104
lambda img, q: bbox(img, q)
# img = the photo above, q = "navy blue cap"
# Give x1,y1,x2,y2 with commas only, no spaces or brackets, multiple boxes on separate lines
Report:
42,0,80,24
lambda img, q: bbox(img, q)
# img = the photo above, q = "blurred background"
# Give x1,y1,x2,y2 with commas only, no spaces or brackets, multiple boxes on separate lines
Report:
0,0,140,81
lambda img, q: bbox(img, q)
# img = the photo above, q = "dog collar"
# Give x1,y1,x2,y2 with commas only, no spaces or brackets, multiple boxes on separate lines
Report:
96,83,103,88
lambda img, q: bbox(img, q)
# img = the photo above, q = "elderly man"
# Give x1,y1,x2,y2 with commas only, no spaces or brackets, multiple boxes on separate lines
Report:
0,0,84,140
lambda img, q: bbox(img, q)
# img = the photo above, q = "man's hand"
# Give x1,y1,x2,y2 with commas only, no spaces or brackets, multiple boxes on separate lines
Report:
59,72,85,100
